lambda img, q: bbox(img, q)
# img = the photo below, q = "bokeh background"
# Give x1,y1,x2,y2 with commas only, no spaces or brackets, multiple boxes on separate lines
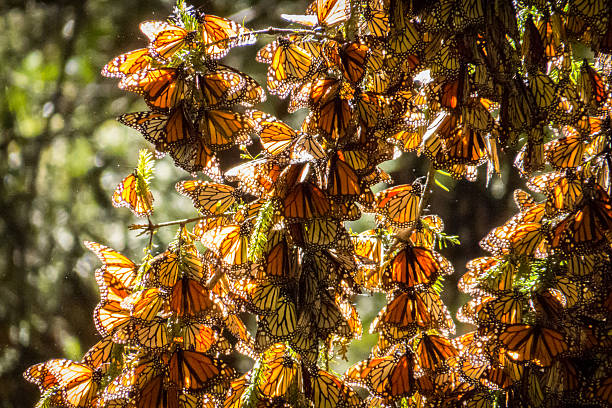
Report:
0,1,524,406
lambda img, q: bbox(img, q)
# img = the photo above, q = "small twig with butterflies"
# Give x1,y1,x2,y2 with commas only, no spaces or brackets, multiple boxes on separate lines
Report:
128,214,222,234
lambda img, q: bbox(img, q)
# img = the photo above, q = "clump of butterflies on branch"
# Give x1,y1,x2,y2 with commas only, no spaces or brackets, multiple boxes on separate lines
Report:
23,0,612,407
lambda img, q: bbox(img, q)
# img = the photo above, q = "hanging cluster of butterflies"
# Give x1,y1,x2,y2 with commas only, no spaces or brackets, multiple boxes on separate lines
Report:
24,235,256,407
25,0,612,407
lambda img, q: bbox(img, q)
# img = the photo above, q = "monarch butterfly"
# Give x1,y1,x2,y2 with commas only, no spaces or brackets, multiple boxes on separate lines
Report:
325,41,369,85
542,358,579,394
112,172,154,218
145,248,203,289
501,80,534,135
81,336,115,371
254,230,295,281
91,266,134,315
281,0,350,29
224,374,251,408
429,42,461,78
315,90,354,141
466,293,524,326
225,158,282,196
346,345,432,401
533,289,566,324
290,76,337,112
553,276,581,308
259,295,298,340
309,292,354,339
527,171,583,213
303,368,362,408
528,71,557,112
578,59,608,111
290,133,327,162
324,153,361,201
337,295,363,338
354,90,386,129
372,291,432,335
408,214,445,249
288,325,319,366
480,209,543,256
200,224,250,270
499,324,568,367
459,257,499,294
289,219,351,250
256,344,300,399
454,331,487,379
507,222,548,256
101,48,152,78
596,375,612,405
522,15,547,70
166,348,234,391
199,14,250,59
513,189,536,212
258,37,316,98
122,287,167,321
249,110,297,155
423,111,489,166
240,279,283,315
197,69,265,108
381,245,450,290
177,180,238,216
117,317,170,351
550,183,612,254
362,2,389,37
283,182,331,220
180,320,229,354
388,20,423,57
574,114,605,136
24,359,102,408
224,314,254,351
428,65,469,110
118,104,196,153
100,355,161,404
139,20,196,60
94,296,132,338
119,67,188,111
416,333,458,373
170,137,222,178
353,232,383,289
453,0,486,30
199,109,256,151
374,183,421,228
94,288,162,340
170,276,216,317
85,241,137,291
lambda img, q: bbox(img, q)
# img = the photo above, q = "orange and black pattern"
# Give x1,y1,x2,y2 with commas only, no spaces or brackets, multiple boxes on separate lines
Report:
25,1,612,407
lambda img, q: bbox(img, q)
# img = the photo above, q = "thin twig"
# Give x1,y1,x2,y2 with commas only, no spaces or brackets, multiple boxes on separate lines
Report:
198,26,339,50
129,214,220,233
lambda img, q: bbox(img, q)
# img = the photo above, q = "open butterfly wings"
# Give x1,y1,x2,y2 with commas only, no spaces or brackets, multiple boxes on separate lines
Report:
46,2,612,408
112,172,154,217
281,0,350,28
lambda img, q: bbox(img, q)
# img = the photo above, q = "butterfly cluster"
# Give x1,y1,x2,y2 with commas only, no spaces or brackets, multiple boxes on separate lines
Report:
24,0,612,407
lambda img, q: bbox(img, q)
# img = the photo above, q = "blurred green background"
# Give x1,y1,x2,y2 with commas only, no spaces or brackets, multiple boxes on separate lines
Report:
0,1,524,406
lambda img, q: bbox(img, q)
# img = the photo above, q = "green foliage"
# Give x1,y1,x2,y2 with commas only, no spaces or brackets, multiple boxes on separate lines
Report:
136,149,155,197
248,199,276,262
